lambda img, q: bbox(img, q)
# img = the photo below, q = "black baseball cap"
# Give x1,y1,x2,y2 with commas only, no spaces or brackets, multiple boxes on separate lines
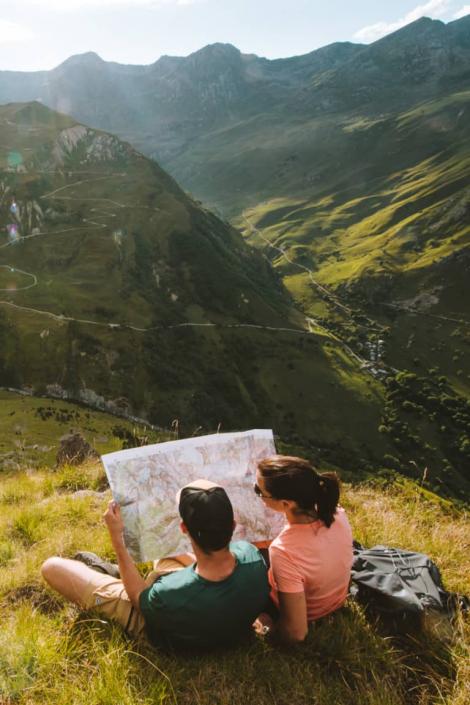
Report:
177,479,234,552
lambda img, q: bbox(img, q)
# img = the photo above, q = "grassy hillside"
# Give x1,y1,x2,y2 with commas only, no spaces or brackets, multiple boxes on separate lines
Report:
0,458,468,705
237,98,470,394
0,390,170,470
240,133,470,291
0,102,406,477
1,96,469,488
231,88,470,495
239,147,470,401
0,102,293,328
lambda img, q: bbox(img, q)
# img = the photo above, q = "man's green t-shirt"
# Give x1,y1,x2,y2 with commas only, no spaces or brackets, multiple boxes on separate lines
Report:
139,541,269,649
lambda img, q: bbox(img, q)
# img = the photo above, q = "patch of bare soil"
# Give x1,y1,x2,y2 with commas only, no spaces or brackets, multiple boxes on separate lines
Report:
3,582,63,615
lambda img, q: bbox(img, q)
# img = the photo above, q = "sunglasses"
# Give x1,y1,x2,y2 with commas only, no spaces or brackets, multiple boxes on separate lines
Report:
253,483,273,500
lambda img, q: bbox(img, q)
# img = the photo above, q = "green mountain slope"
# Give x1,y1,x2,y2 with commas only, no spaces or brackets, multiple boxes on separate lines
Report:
238,89,470,382
233,89,470,497
0,102,402,480
1,100,469,494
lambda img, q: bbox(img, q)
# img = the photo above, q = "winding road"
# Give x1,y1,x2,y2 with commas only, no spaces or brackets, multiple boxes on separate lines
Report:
243,216,392,370
0,168,315,341
0,265,37,292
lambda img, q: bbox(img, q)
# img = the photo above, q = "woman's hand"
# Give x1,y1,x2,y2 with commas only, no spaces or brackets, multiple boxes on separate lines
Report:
103,500,124,540
253,612,274,636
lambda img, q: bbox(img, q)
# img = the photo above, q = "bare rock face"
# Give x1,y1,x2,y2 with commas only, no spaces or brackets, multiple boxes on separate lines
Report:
56,431,98,466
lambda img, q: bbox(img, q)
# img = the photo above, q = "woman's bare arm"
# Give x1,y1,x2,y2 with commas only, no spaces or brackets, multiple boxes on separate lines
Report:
276,591,308,642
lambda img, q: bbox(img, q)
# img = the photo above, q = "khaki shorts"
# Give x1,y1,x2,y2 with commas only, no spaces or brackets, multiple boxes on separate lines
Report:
80,557,186,638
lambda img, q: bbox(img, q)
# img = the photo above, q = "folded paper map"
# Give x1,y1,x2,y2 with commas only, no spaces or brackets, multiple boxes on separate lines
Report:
101,429,284,562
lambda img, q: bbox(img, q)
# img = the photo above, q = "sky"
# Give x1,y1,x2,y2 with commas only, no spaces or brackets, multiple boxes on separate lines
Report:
0,0,469,72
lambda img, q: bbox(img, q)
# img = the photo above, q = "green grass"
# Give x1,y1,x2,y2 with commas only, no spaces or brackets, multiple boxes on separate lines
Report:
241,147,470,290
0,391,169,469
396,91,470,127
0,460,468,704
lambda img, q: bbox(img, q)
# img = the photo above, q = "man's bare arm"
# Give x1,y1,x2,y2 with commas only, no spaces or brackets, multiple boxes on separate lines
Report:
103,501,147,608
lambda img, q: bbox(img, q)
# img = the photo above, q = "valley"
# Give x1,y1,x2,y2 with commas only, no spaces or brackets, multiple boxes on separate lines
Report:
0,103,399,486
1,8,470,705
0,16,469,498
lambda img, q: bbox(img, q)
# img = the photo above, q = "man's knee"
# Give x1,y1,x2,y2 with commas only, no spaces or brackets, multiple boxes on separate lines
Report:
41,556,64,584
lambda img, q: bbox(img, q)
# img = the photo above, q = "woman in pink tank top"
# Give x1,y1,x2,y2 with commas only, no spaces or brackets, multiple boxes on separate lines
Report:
254,455,353,643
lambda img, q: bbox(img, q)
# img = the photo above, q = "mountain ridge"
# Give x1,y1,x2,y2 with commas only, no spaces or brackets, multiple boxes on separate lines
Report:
1,16,470,493
1,101,407,481
1,16,467,198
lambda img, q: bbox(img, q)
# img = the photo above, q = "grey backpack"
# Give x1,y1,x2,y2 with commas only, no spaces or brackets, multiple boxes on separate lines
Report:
350,543,469,635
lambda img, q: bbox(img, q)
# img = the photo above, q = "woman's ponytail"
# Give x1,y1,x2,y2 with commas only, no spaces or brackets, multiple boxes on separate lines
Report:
313,472,340,528
257,456,341,528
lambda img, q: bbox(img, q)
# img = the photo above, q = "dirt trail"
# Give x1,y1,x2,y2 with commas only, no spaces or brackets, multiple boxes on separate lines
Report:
243,216,392,371
0,265,37,292
0,168,316,339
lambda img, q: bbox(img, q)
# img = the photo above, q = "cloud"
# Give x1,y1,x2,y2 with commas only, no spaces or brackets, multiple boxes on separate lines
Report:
0,19,34,43
453,4,470,18
354,0,451,43
20,0,202,10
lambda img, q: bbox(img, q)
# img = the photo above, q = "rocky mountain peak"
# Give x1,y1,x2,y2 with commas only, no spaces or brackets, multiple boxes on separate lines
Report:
360,15,468,81
191,43,241,60
371,16,447,49
187,43,243,73
54,51,105,71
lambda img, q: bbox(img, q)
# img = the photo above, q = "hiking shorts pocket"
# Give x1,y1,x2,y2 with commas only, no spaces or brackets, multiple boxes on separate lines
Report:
82,576,146,637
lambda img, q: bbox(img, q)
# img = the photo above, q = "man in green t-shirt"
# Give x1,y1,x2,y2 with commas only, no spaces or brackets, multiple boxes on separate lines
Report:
41,479,270,649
